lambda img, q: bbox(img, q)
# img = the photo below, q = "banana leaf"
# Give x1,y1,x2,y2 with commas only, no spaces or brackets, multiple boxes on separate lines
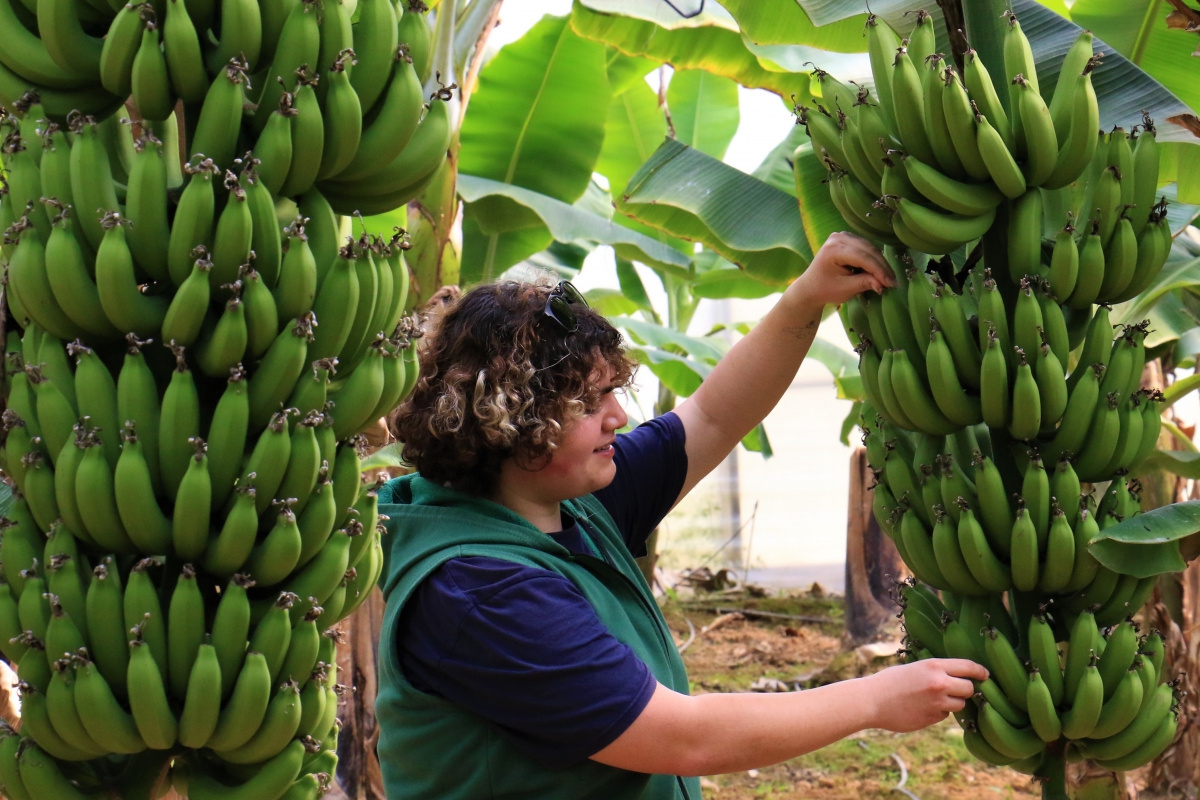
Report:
456,174,692,285
616,138,812,285
667,70,740,161
626,345,712,396
1138,450,1200,480
570,1,814,103
611,315,728,363
458,14,611,280
1088,501,1200,577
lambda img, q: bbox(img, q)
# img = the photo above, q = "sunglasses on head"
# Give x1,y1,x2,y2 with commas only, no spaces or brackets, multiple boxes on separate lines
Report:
542,281,589,333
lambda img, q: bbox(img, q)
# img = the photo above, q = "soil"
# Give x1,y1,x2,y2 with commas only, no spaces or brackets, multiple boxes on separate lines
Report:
657,586,1128,800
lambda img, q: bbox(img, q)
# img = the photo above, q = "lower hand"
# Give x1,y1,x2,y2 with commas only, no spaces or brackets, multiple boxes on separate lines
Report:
863,658,989,733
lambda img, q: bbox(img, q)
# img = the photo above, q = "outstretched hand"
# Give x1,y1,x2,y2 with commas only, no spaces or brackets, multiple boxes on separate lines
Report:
864,658,989,733
790,232,895,309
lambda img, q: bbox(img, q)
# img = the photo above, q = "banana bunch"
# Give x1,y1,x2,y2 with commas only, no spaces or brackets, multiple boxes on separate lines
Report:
802,13,1106,254
849,252,1162,474
899,584,1180,772
867,413,1158,621
0,0,435,790
0,0,445,209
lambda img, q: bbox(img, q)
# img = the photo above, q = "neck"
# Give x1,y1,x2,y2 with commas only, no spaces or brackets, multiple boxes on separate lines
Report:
489,483,564,533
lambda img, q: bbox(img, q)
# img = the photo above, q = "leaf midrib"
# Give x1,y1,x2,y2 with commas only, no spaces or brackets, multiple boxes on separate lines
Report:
504,24,570,186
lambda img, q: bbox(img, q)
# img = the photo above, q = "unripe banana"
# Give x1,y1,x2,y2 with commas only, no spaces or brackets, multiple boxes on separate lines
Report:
126,621,178,749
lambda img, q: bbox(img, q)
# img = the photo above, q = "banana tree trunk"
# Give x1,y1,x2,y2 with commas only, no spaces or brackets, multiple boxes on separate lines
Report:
331,589,388,800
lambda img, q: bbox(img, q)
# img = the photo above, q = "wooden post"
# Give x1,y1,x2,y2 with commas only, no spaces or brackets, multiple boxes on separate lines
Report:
332,588,387,800
844,446,906,643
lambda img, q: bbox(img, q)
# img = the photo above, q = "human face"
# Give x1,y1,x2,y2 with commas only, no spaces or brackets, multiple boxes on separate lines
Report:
536,363,629,501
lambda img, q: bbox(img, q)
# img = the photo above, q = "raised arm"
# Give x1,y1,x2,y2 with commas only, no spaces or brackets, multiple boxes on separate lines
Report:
591,658,987,776
672,232,896,503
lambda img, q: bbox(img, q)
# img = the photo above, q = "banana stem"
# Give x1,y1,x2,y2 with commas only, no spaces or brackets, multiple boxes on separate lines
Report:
1035,746,1068,800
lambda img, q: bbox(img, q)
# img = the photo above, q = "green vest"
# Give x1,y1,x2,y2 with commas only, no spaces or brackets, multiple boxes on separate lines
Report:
375,473,702,800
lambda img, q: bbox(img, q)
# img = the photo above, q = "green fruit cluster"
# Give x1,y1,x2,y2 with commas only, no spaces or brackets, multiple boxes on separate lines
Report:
0,0,435,794
900,585,1180,772
0,0,445,215
809,8,1183,777
850,265,1162,482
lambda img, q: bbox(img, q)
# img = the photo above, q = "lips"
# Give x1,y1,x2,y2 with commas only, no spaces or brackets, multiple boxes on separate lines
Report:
593,442,615,454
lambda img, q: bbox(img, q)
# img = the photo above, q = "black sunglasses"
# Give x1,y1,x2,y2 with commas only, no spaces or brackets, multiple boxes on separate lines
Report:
542,281,589,333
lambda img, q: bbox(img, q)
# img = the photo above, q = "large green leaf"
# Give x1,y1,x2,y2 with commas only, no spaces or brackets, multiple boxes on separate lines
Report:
1070,0,1200,121
1138,450,1200,479
459,15,609,200
459,15,611,280
1088,502,1200,578
794,142,845,254
595,78,667,197
617,138,811,285
606,49,659,95
456,174,692,285
751,122,807,197
627,345,712,396
611,315,728,363
666,70,740,161
690,267,780,299
719,0,864,50
570,1,813,103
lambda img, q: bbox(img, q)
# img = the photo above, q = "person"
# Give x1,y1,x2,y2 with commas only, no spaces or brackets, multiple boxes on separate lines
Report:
375,232,988,799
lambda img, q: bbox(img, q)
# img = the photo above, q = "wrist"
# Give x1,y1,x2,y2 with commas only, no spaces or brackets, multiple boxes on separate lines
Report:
781,277,827,321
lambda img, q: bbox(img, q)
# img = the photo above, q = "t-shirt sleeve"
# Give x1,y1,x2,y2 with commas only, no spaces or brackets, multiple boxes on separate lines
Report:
396,557,658,768
592,410,688,556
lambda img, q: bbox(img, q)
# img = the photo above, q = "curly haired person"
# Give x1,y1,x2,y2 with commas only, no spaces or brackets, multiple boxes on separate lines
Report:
375,233,987,799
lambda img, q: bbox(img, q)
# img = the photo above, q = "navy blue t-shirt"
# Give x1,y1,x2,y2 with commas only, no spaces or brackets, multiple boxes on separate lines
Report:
396,411,688,769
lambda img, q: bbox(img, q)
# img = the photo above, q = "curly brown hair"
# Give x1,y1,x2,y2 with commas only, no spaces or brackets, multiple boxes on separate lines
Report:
393,280,638,497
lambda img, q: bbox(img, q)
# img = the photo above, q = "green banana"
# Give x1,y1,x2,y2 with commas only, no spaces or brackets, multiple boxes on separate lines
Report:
248,315,315,431
1008,348,1042,441
130,8,175,121
1026,670,1062,742
975,107,1025,199
113,422,173,554
334,52,424,182
316,51,363,180
126,621,178,749
72,652,146,754
241,262,282,361
205,481,259,579
1028,611,1064,706
84,557,128,697
96,212,170,337
211,573,254,698
123,558,168,680
177,643,222,748
1014,74,1058,188
166,159,219,287
1061,655,1104,740
196,291,249,379
275,217,319,322
205,651,273,752
1040,505,1076,593
204,0,263,74
159,342,201,497
190,63,250,176
246,503,304,586
207,365,251,512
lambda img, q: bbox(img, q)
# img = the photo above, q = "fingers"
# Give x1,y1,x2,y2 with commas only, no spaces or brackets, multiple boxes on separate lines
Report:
856,272,886,295
937,658,990,682
945,676,978,700
828,231,894,286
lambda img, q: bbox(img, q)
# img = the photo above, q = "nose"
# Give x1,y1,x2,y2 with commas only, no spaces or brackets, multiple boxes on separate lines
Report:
603,392,627,432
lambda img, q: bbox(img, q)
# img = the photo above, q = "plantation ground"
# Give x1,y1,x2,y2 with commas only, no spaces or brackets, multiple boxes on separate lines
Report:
659,587,1036,800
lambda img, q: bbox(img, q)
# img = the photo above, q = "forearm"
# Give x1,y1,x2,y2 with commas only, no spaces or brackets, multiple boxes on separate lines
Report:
677,286,826,470
675,680,877,775
593,677,878,776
